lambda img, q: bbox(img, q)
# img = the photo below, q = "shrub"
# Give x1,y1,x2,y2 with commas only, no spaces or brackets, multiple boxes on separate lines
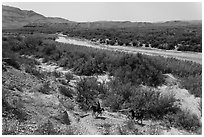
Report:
180,75,202,97
58,85,73,98
101,123,112,135
75,77,101,110
38,82,51,94
65,72,74,82
117,120,141,135
58,78,69,85
42,43,56,56
129,88,178,119
3,58,21,70
104,93,123,111
2,89,28,122
52,71,62,78
59,97,75,110
35,120,57,135
174,111,201,132
2,119,21,135
25,66,44,79
18,56,40,66
148,124,162,135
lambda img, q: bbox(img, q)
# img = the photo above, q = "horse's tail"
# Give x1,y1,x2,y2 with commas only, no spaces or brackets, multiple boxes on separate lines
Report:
97,101,101,110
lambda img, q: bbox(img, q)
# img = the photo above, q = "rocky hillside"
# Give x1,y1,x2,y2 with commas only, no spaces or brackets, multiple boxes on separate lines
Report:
2,5,72,29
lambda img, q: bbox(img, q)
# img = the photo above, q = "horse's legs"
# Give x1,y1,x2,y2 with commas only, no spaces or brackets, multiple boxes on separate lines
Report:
92,111,95,117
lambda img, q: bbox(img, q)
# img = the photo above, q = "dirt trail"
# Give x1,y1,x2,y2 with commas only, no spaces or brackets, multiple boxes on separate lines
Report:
66,111,101,135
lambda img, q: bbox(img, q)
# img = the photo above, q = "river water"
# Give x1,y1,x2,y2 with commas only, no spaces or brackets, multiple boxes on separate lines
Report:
55,34,202,64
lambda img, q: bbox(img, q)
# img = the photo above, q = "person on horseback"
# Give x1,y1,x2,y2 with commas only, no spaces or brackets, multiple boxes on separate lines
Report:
128,108,145,124
90,97,104,118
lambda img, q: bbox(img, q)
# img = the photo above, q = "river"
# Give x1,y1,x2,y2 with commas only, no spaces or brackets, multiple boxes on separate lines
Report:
55,34,202,64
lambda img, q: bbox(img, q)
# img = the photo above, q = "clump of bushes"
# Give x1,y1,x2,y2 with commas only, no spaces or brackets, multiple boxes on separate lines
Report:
104,78,179,119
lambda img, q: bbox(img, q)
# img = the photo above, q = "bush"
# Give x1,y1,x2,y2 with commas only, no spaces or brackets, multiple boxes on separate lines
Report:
35,120,57,135
101,123,112,135
180,75,202,97
65,73,74,82
174,111,201,132
164,110,201,132
75,77,103,110
3,58,21,70
117,120,141,135
25,66,44,79
104,79,179,118
104,93,124,111
58,85,73,98
52,71,62,78
38,82,51,94
2,119,21,135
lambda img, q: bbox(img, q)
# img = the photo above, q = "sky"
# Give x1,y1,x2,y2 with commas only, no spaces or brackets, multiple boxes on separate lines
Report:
3,2,202,22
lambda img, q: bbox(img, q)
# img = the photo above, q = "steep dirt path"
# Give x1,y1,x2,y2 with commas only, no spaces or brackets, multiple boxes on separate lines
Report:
66,111,101,135
80,114,102,135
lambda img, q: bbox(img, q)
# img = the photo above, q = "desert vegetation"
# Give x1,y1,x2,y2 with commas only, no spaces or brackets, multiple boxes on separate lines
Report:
2,32,202,134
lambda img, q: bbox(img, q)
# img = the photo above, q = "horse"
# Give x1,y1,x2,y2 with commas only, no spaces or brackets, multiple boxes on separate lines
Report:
90,101,104,118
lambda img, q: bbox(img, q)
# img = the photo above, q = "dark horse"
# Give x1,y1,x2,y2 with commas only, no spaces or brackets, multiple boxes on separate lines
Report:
90,101,104,118
129,108,145,124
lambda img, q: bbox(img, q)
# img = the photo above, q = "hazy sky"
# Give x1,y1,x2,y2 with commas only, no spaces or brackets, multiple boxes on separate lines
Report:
3,2,202,22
